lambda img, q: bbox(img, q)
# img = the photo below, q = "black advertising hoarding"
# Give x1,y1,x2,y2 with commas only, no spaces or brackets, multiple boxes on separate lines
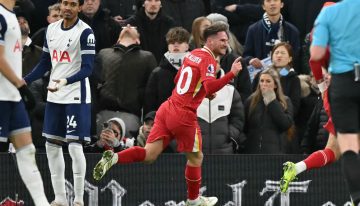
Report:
0,153,352,206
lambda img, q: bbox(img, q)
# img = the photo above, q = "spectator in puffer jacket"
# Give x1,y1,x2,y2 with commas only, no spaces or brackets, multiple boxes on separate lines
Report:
197,60,246,154
95,25,157,118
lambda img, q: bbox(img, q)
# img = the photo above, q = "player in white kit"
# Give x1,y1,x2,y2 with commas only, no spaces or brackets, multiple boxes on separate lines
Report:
0,0,50,205
24,0,95,205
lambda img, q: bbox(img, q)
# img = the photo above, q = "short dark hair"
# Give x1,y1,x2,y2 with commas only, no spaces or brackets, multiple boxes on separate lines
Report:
262,0,283,5
166,27,190,44
203,21,229,41
58,0,84,6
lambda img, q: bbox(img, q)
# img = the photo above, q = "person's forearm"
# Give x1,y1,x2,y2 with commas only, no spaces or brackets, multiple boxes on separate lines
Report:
203,72,235,94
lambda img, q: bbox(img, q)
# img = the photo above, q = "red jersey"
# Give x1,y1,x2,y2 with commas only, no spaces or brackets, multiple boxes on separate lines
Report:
168,48,217,113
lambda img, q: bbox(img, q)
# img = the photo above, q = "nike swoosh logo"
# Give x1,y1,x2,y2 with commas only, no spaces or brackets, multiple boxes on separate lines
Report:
67,130,76,133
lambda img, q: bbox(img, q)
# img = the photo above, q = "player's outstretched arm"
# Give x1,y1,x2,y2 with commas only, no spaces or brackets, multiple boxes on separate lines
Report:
203,57,242,95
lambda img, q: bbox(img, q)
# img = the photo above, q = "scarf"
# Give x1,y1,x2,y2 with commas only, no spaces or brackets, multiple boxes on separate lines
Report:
164,51,189,70
262,13,284,56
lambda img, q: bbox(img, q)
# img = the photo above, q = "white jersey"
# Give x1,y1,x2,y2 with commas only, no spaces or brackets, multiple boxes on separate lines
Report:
44,19,95,104
0,4,22,102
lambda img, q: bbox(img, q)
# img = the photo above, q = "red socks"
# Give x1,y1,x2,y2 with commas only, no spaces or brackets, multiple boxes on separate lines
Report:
304,148,336,169
117,146,146,164
185,165,201,200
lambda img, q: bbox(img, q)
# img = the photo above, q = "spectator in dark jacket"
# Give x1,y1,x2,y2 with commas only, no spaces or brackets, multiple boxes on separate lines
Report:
197,67,246,154
244,68,294,154
95,25,157,118
243,0,300,73
161,0,206,32
124,0,175,63
212,0,262,45
28,73,50,152
31,3,62,48
17,14,42,76
101,0,137,24
144,27,190,115
80,0,121,53
252,42,301,117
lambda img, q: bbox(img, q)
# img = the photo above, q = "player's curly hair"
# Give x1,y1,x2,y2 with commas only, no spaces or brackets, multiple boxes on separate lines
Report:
203,21,229,41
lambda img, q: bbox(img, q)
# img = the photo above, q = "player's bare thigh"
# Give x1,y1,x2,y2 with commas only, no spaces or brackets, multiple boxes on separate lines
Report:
144,139,164,164
10,132,32,149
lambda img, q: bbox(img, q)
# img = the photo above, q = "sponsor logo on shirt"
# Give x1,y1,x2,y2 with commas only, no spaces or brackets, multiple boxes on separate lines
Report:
206,64,215,77
87,33,95,47
52,50,71,62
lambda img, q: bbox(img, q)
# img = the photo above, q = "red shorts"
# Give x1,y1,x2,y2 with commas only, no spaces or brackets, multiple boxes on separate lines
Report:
323,89,336,135
146,100,202,153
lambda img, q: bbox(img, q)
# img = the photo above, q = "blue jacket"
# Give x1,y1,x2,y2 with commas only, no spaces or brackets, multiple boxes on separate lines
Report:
243,19,300,66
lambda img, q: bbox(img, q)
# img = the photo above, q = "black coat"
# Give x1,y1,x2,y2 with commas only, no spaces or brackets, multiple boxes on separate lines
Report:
301,97,329,153
198,84,246,154
144,56,177,115
124,8,175,63
243,19,300,69
220,52,252,104
96,44,157,117
161,0,206,32
79,8,121,53
244,95,294,154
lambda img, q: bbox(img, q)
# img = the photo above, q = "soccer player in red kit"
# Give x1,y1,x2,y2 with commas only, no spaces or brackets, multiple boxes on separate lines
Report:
93,22,243,206
279,2,340,194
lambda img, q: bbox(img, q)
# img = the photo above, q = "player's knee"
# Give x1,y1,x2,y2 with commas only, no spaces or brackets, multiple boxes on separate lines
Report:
144,152,158,164
187,151,203,166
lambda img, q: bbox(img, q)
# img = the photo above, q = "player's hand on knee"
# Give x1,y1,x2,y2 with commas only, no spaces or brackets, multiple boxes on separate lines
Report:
18,84,36,111
47,79,67,92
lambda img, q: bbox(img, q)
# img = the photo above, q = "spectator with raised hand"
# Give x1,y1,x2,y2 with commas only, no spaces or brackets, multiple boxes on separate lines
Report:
243,0,300,72
123,0,175,64
244,68,294,154
144,26,190,114
85,117,135,152
252,42,301,118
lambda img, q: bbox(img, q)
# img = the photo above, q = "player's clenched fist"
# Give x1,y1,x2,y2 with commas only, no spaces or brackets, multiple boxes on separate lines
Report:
230,57,243,76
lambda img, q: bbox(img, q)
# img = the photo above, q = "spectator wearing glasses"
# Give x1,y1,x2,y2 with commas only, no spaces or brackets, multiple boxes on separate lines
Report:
85,117,135,152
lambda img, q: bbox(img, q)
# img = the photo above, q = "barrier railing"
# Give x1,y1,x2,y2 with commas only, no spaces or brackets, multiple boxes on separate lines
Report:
0,153,351,206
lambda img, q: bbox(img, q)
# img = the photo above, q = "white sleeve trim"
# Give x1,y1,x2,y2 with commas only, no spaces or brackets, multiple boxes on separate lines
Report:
43,47,49,53
81,50,96,55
